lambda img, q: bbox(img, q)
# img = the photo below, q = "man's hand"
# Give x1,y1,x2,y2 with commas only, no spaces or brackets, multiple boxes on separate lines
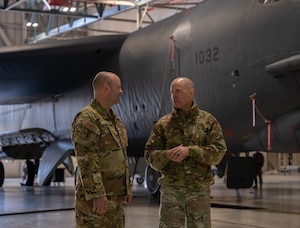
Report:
93,196,108,214
166,145,189,162
123,195,132,206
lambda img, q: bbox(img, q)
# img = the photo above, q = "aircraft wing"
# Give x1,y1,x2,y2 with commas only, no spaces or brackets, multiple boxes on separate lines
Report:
0,128,75,186
265,54,300,75
37,139,74,185
0,34,127,104
0,128,56,160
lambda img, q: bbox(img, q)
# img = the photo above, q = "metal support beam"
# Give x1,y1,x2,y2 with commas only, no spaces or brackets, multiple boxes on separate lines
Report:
0,25,12,46
95,3,106,18
5,0,27,10
26,5,133,43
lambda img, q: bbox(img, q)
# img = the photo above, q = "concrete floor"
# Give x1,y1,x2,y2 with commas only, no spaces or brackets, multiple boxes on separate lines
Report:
0,172,299,228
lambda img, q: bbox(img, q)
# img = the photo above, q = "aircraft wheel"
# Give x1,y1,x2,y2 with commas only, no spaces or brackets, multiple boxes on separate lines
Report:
21,160,35,186
0,161,4,187
145,164,160,198
136,176,144,185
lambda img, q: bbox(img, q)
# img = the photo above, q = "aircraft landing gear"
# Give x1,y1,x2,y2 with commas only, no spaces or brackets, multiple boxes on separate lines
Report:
21,160,35,186
145,164,160,198
136,176,144,185
0,161,4,187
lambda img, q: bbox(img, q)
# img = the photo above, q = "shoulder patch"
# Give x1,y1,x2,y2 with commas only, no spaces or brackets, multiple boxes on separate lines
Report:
83,121,100,135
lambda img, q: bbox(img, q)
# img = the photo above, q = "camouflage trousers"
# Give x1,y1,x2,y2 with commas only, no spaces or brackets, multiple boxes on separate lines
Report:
76,195,125,228
159,186,211,228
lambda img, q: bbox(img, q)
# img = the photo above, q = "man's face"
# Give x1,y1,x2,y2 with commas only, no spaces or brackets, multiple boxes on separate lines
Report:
108,76,123,105
170,80,194,111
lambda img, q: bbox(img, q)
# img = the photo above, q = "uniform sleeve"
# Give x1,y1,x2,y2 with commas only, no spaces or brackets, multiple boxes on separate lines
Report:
72,117,106,201
125,159,132,195
188,118,227,166
144,122,170,171
115,117,132,196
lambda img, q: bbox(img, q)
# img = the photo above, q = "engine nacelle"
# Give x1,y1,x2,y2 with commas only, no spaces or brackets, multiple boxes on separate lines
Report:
243,110,300,153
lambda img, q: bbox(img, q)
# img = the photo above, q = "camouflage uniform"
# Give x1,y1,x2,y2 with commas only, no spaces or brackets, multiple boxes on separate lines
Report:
145,102,227,228
72,99,132,228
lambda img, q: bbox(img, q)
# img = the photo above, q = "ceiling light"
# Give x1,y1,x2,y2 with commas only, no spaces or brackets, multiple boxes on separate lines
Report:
62,7,69,12
70,7,76,12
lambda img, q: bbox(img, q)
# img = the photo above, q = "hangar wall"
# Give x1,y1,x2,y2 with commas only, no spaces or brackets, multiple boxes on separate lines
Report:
3,159,75,178
0,11,26,46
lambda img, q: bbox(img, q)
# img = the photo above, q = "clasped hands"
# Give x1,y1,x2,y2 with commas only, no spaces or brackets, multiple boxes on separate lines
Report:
166,144,189,162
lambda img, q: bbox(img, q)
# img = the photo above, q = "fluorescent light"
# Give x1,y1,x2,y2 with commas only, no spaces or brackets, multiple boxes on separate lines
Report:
62,7,69,12
70,7,77,12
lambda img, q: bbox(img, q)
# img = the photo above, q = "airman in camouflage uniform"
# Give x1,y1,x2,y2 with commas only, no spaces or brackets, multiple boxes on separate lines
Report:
145,77,227,228
71,71,132,228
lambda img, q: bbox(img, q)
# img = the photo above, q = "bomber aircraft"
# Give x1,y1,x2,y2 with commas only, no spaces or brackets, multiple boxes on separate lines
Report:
0,0,300,195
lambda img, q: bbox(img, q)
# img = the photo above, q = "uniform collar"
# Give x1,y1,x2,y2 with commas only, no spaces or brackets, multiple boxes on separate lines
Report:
173,101,199,120
91,99,115,120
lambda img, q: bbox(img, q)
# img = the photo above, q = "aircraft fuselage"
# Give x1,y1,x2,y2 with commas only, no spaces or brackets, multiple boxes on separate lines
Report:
118,0,300,154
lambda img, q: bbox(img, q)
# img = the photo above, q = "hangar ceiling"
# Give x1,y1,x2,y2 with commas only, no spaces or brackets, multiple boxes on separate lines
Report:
0,0,203,44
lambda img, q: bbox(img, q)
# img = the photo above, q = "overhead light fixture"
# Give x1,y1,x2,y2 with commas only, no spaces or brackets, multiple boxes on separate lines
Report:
26,14,39,27
69,7,76,12
48,0,78,12
62,6,69,12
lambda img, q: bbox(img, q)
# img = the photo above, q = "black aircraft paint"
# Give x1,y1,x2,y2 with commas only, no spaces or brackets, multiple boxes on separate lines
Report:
0,0,300,190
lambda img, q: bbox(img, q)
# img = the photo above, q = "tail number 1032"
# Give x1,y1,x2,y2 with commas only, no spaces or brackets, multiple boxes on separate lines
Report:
195,47,219,65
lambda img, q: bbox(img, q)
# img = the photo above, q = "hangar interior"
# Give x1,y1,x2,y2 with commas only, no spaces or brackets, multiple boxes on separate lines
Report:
0,1,300,227
0,0,209,178
1,0,300,178
0,0,203,45
1,0,300,186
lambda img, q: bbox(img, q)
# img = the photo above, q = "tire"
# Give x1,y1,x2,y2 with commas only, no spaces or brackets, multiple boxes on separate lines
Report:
0,161,4,187
21,160,35,186
145,164,160,198
136,176,144,185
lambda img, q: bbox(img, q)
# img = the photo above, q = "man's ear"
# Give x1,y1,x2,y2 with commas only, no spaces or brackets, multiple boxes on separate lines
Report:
103,83,110,92
190,88,195,96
